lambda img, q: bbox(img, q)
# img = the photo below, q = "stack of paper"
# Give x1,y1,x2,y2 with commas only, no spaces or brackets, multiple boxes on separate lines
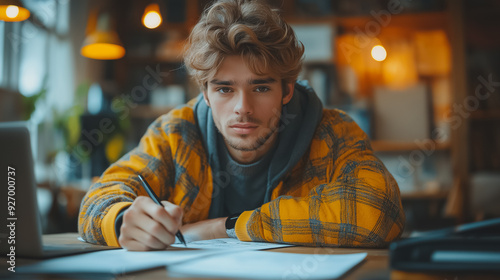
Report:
17,239,367,279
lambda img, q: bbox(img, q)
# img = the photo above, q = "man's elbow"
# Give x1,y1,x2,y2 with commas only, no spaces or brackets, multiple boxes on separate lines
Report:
358,203,406,248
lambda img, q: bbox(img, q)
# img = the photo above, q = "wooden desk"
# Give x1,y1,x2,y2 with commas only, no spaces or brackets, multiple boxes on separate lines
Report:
3,233,498,280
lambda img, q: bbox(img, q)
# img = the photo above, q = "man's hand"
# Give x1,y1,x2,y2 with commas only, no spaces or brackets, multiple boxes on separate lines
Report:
180,217,228,243
118,196,183,251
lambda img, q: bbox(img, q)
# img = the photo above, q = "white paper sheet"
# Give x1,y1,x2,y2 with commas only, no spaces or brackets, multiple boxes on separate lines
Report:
170,238,294,250
167,251,367,279
17,248,221,274
19,239,364,279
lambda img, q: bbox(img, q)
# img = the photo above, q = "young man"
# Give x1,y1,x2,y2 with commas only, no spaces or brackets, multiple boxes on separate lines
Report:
79,0,405,250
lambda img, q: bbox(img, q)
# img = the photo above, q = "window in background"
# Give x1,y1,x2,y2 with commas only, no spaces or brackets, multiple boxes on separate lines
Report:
1,21,22,90
23,0,57,28
0,21,4,86
18,20,48,97
16,0,74,113
11,0,76,233
17,0,61,98
8,0,74,173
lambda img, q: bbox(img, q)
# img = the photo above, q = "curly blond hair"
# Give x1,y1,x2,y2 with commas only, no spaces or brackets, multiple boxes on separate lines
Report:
183,0,304,90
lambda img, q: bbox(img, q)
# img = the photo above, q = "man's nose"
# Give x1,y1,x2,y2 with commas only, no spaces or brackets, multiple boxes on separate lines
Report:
234,92,253,115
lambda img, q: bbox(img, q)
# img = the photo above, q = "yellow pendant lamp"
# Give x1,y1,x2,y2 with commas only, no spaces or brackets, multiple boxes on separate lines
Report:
142,3,162,29
0,0,30,22
81,13,125,60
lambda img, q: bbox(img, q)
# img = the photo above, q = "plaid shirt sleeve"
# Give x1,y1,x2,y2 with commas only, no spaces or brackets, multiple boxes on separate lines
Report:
235,109,405,247
78,116,175,246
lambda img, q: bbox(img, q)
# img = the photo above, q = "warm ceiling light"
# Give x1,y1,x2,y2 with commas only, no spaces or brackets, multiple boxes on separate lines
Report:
142,3,162,29
6,5,18,17
371,45,387,62
0,0,30,22
81,35,126,60
81,13,125,60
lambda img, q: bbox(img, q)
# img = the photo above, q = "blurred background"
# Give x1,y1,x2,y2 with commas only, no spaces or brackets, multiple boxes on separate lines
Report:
0,0,499,236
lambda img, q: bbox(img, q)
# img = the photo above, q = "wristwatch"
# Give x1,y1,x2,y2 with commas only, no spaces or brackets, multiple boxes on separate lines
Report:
225,213,240,239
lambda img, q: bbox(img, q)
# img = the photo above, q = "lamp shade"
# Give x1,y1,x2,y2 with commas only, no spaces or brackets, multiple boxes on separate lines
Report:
81,13,125,60
0,0,30,22
81,31,125,60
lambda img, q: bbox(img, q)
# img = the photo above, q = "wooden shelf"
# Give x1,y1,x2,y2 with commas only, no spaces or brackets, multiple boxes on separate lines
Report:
471,110,500,121
401,190,449,200
130,105,174,119
371,140,451,152
285,11,447,31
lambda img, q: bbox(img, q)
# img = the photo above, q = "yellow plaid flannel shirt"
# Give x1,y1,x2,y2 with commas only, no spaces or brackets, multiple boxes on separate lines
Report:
79,99,405,247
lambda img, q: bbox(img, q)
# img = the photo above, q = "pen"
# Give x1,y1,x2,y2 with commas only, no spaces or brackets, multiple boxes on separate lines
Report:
137,174,187,247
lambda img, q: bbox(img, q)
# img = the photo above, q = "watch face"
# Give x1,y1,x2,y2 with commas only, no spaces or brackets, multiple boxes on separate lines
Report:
225,214,239,230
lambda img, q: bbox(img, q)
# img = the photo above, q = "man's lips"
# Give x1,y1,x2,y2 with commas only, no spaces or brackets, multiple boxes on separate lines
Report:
229,123,258,134
230,123,258,128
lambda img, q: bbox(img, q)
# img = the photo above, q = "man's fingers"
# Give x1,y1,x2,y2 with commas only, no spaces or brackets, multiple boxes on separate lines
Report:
120,239,149,251
119,196,183,251
119,226,168,250
161,200,183,225
131,214,176,245
137,198,181,234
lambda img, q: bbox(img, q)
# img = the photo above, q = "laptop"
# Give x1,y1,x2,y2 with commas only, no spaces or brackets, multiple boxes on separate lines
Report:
390,218,500,272
0,122,117,258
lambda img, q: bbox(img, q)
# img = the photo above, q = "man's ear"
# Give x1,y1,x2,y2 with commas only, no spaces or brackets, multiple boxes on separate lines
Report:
282,83,294,105
202,91,210,107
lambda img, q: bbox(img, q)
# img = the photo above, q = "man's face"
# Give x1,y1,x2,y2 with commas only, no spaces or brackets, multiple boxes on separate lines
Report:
204,55,293,161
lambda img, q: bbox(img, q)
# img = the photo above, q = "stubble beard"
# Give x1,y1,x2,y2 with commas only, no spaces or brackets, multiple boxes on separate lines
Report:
224,124,277,152
219,103,283,152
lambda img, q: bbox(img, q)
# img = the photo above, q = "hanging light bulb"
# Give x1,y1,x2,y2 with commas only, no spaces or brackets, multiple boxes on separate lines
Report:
371,45,387,62
81,13,125,60
142,3,162,29
0,0,30,22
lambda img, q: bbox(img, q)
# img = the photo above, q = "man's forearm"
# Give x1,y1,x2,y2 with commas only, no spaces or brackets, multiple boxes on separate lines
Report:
180,217,228,243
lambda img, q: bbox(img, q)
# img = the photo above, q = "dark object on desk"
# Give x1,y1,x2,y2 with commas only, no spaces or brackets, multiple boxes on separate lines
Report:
390,218,500,272
0,122,118,258
137,174,187,247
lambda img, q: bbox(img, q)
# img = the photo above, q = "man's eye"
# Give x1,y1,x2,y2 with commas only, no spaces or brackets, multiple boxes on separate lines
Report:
217,87,232,94
255,86,270,93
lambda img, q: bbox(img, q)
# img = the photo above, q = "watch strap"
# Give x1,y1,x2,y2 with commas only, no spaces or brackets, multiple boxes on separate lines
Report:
225,213,241,239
